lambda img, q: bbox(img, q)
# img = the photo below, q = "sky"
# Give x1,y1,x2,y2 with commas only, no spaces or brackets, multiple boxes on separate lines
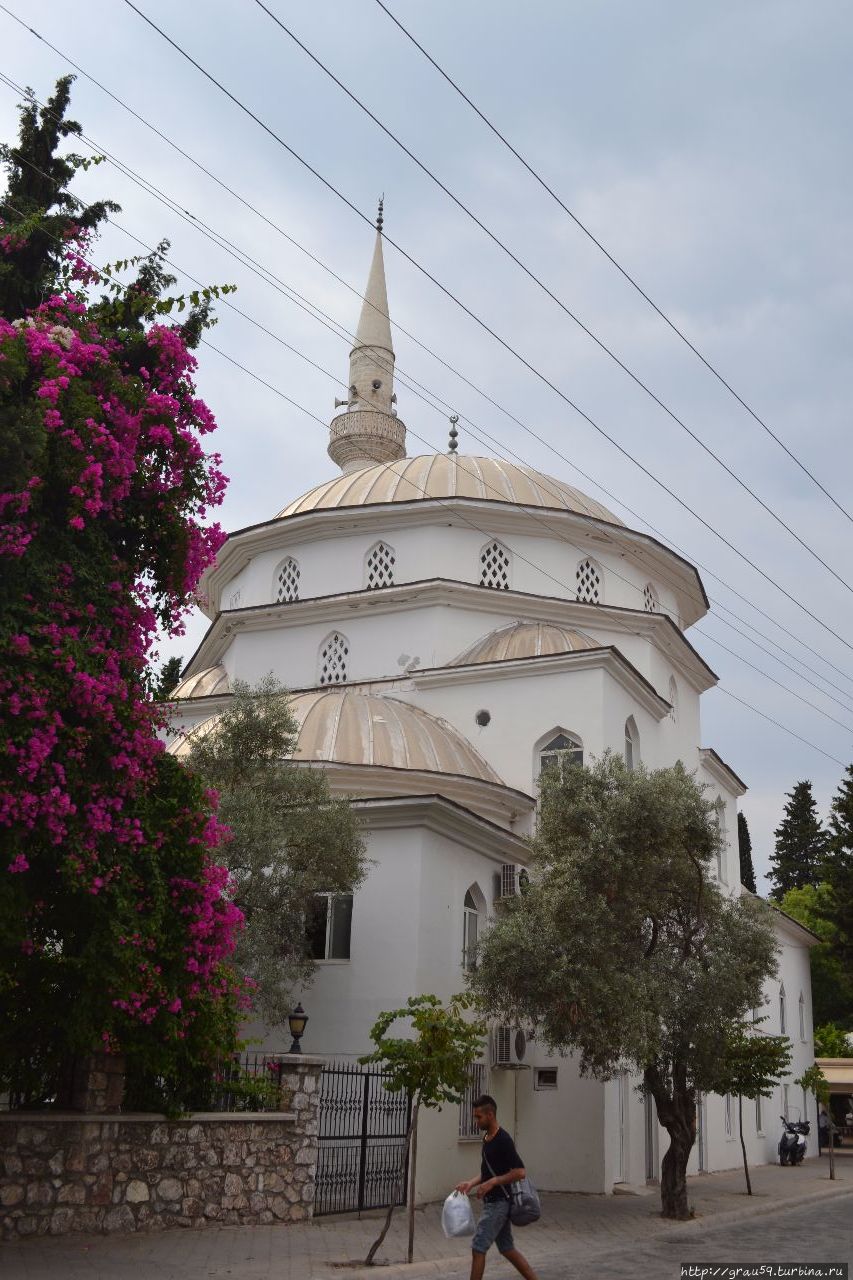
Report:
2,0,852,891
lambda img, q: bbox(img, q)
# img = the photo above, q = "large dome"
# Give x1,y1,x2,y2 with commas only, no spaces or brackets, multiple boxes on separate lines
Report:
277,454,623,525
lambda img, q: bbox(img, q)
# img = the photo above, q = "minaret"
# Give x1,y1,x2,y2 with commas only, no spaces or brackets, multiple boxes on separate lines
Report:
328,200,407,474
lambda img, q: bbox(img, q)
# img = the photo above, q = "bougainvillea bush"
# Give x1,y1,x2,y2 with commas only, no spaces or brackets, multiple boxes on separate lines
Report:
0,79,245,1108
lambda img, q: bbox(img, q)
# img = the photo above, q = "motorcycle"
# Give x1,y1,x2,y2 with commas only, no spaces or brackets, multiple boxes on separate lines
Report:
778,1115,810,1165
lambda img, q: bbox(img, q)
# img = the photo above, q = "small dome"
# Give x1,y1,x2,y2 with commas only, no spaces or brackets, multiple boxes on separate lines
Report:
277,454,622,525
289,689,501,781
451,621,600,666
171,665,231,699
170,689,502,784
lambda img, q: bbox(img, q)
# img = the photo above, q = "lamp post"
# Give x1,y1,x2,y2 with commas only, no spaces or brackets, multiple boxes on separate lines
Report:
287,1002,308,1054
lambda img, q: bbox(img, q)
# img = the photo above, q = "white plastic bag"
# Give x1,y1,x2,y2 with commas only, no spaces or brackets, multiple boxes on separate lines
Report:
441,1190,475,1238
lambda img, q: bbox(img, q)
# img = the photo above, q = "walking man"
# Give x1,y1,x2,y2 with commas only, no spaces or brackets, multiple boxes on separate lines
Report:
455,1094,539,1280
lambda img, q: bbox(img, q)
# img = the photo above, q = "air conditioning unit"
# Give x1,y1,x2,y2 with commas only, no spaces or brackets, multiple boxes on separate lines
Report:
491,1026,529,1070
495,863,529,902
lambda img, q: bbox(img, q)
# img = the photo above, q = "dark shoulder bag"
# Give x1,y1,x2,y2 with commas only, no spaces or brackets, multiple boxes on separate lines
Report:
483,1151,541,1226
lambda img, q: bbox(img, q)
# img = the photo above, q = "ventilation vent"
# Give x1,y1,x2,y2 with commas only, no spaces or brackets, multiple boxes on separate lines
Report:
366,541,395,589
276,558,300,603
643,583,659,613
576,559,601,604
480,541,510,590
318,632,349,685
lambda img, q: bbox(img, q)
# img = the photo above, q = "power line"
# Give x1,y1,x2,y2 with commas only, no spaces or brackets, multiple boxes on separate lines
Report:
4,193,845,766
372,0,853,529
102,3,853,659
250,0,853,597
0,34,848,699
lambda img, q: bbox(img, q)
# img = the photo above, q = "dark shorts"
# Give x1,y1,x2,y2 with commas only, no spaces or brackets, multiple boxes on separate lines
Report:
471,1197,514,1254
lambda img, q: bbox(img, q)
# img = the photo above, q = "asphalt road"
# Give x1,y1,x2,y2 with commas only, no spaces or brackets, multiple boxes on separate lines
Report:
518,1192,853,1280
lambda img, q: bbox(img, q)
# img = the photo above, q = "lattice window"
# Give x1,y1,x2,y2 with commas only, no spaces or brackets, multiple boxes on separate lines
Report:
643,582,659,613
480,541,510,590
458,1062,487,1138
576,558,601,604
318,632,349,685
276,557,300,604
365,541,395,590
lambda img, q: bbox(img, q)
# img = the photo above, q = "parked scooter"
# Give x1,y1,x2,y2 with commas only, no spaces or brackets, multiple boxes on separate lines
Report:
778,1115,810,1165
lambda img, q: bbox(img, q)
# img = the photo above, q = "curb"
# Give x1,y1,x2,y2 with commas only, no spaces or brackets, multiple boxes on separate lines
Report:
318,1181,853,1280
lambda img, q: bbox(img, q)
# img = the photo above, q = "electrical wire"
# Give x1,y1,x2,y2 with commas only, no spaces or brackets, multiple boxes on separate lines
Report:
106,1,853,658
372,0,853,528
250,0,853,595
2,186,849,762
0,40,847,697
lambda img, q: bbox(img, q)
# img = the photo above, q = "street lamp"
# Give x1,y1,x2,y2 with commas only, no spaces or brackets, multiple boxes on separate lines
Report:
287,1002,308,1054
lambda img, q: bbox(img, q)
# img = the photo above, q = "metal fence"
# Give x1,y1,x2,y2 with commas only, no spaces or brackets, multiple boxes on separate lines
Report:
315,1059,411,1216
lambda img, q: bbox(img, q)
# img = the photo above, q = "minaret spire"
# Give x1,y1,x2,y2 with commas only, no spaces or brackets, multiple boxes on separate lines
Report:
328,204,407,474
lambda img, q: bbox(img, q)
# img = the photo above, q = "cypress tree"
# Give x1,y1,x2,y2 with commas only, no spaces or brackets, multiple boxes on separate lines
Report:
737,811,757,893
825,765,853,968
768,781,827,901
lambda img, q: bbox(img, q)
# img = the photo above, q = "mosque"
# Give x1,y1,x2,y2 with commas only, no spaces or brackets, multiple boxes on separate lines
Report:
167,223,816,1200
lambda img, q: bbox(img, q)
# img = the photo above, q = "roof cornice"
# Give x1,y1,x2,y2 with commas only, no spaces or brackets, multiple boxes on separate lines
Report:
412,646,671,720
348,794,531,860
198,496,708,626
182,577,717,694
698,747,747,796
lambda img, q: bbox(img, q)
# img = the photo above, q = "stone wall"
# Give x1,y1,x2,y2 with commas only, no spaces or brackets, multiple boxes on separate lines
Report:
0,1055,323,1240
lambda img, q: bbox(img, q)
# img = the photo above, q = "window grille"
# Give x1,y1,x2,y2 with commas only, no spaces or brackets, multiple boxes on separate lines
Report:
318,632,349,685
643,583,659,613
307,893,353,960
365,541,395,590
534,1068,558,1090
539,732,583,777
458,1062,487,1138
668,677,678,724
480,541,510,590
276,557,300,603
576,559,601,604
463,889,479,973
624,718,639,771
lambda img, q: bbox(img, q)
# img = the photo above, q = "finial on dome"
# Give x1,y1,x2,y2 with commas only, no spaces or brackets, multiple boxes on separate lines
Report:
448,414,459,454
376,195,384,233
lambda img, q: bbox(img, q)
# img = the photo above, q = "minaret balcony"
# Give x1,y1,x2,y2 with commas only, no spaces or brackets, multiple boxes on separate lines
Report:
328,408,407,473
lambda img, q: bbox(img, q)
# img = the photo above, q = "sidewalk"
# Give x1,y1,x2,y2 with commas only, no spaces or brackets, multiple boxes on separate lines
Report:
2,1153,851,1280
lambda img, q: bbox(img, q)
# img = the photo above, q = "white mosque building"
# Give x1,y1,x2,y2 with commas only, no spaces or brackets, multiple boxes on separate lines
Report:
168,226,817,1201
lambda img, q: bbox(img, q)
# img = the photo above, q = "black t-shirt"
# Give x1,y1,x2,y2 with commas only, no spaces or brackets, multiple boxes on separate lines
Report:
481,1127,524,1203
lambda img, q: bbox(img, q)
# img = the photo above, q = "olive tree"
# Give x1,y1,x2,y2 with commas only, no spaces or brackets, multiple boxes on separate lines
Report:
471,754,778,1220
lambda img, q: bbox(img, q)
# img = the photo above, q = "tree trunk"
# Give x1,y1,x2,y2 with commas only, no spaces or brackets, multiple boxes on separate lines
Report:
644,1064,696,1220
407,1100,420,1264
738,1095,752,1195
364,1096,416,1266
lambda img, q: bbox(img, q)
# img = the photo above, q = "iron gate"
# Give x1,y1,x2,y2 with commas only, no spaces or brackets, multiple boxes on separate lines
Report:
315,1059,411,1216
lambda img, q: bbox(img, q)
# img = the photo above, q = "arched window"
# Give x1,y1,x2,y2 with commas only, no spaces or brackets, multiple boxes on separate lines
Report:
798,991,806,1041
275,556,300,603
643,582,659,613
668,676,678,724
576,558,602,604
463,888,482,973
538,731,583,778
365,540,395,590
480,540,511,590
318,631,349,685
624,717,639,771
779,985,787,1036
